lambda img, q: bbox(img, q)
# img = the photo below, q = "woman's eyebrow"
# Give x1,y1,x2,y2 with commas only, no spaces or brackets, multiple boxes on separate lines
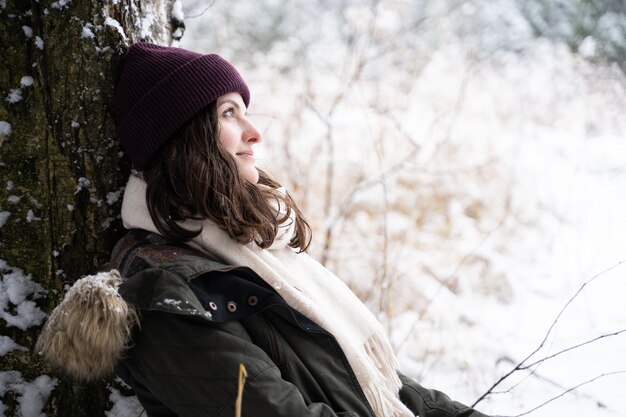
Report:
218,99,241,110
218,99,248,115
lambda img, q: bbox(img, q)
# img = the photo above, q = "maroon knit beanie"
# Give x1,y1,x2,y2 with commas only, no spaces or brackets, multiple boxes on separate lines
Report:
114,42,250,170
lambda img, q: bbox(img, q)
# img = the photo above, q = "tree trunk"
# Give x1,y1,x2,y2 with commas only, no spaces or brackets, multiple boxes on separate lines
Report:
0,1,180,414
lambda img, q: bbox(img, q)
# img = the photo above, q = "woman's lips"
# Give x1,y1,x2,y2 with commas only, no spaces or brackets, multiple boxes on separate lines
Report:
236,151,255,161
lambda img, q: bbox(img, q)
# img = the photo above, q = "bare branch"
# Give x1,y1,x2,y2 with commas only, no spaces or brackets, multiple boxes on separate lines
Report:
304,1,382,265
520,328,626,371
185,0,217,19
305,99,336,266
491,370,626,417
377,133,391,325
472,260,626,407
528,261,625,362
488,328,626,398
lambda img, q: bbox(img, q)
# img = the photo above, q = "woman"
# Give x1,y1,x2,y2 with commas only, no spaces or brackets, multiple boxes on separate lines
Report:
38,43,488,417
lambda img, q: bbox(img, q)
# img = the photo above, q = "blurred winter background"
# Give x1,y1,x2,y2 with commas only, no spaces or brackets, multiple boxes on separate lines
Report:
171,1,626,416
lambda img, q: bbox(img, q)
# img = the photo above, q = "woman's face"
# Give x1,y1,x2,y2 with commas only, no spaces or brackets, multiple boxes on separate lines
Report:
216,92,262,184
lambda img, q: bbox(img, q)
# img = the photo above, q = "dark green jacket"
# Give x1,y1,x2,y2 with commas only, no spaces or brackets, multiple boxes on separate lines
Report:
111,230,489,417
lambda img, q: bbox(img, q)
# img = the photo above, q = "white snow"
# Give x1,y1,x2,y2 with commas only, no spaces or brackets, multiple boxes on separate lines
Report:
71,121,80,128
35,36,44,50
140,12,155,39
0,371,22,396
0,121,12,138
22,26,32,38
6,180,14,191
62,271,121,302
100,216,114,230
0,260,47,330
171,0,184,22
28,195,41,208
74,177,90,194
81,25,95,39
17,375,56,417
579,36,597,58
20,76,34,87
50,0,70,9
26,210,41,222
0,212,10,228
105,388,143,417
0,335,27,357
7,195,21,204
104,17,127,41
0,372,57,417
6,89,23,104
106,189,122,205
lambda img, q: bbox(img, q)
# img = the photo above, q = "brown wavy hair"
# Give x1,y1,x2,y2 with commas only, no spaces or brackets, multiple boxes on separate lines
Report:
142,102,311,252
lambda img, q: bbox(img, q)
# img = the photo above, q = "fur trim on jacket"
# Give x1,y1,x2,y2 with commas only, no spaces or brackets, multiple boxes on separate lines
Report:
35,270,138,381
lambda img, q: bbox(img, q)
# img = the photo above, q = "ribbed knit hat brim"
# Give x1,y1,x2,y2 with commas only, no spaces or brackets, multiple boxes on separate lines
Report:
115,43,250,170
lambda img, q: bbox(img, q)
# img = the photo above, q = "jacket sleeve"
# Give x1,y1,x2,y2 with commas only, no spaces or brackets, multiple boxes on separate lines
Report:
120,310,359,417
397,372,490,417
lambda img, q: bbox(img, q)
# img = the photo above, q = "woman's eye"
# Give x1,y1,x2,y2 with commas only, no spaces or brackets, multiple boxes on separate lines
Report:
222,107,234,117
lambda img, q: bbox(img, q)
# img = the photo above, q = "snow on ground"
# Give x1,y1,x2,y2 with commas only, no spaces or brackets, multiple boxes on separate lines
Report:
383,38,626,416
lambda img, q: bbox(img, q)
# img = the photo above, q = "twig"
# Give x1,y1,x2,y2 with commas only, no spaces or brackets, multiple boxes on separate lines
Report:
491,370,626,417
489,328,626,398
185,0,217,19
472,260,626,407
520,328,626,371
305,0,384,265
426,53,476,171
376,132,391,325
305,100,336,266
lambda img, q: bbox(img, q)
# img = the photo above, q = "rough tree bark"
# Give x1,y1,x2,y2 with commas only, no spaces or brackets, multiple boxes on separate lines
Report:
0,0,181,415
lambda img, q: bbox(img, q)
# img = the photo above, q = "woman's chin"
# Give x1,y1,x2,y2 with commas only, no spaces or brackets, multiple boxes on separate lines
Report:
243,170,260,184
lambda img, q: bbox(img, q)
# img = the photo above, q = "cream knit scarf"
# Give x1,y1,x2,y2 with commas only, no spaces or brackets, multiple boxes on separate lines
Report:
121,174,414,417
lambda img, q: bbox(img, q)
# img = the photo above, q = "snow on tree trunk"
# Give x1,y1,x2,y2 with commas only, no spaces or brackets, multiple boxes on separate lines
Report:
0,0,180,415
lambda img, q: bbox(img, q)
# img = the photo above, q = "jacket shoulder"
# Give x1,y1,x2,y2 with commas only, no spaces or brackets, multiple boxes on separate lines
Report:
110,228,229,279
112,230,283,322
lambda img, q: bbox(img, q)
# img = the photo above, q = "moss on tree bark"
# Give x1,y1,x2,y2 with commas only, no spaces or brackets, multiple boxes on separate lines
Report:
0,0,179,414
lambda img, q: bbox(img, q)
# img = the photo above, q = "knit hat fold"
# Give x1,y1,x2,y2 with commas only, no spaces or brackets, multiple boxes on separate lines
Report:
115,43,250,170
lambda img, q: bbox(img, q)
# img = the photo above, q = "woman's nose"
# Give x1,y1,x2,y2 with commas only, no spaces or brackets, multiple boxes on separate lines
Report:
243,119,262,143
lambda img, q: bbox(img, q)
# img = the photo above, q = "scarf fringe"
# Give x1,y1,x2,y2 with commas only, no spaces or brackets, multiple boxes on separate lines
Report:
365,334,402,388
364,382,414,417
363,335,415,416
